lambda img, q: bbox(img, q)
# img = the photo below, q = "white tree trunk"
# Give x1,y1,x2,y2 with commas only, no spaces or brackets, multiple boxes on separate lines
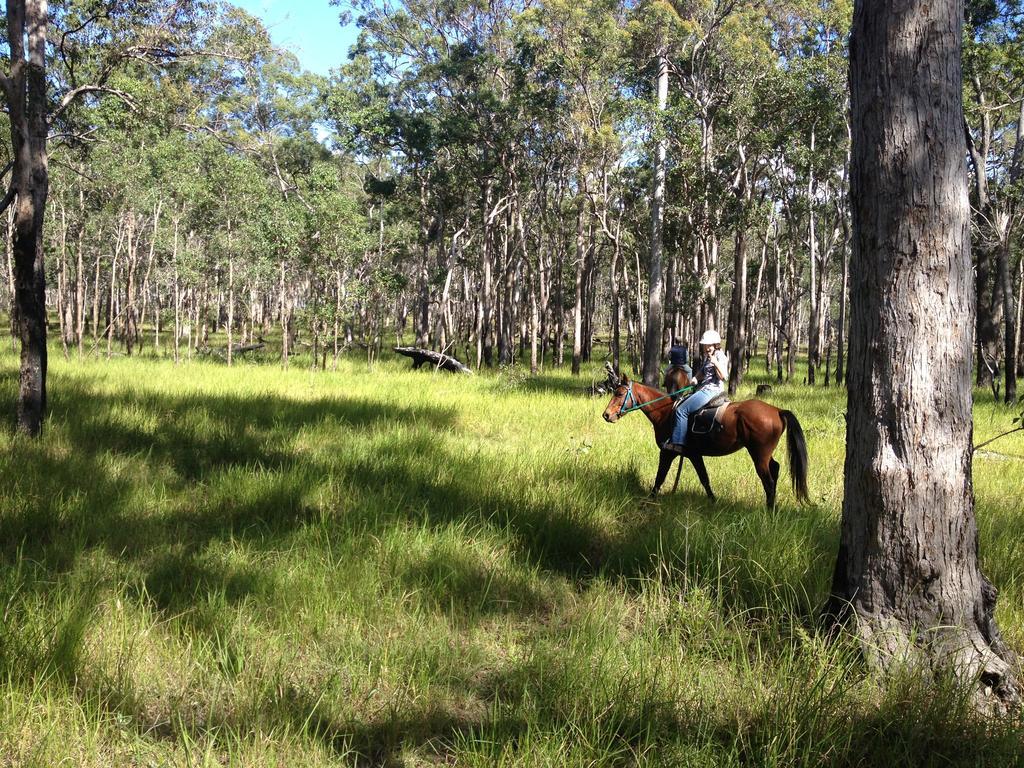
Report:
642,44,669,386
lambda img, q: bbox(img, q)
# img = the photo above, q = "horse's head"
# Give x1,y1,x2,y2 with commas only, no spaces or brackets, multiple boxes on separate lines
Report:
602,363,633,423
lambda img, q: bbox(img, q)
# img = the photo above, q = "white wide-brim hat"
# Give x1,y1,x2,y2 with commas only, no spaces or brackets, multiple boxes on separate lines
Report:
699,330,721,346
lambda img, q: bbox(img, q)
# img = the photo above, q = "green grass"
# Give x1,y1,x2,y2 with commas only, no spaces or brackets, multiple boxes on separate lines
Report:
1,348,1023,766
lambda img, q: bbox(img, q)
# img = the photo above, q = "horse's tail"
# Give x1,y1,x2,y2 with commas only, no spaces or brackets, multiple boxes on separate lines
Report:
781,410,810,503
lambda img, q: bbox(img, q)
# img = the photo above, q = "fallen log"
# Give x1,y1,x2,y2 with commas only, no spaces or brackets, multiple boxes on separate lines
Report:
204,341,266,359
231,342,265,355
394,346,473,374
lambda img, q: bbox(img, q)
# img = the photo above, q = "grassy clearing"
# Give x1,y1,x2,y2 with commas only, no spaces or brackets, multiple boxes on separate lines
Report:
0,348,1023,766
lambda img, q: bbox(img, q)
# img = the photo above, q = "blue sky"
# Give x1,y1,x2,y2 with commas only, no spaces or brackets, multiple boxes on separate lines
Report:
230,0,359,75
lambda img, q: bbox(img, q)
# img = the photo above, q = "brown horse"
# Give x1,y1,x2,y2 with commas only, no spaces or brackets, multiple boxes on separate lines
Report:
602,368,809,509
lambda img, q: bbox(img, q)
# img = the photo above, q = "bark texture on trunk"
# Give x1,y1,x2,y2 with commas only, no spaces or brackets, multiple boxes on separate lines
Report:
571,198,585,375
3,0,50,435
727,227,746,396
999,231,1017,403
827,0,1018,707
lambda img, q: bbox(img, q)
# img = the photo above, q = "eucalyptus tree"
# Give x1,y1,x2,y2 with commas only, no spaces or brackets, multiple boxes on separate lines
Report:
641,0,796,378
143,134,211,363
193,19,334,360
964,0,1023,402
662,0,743,339
335,0,623,371
632,0,807,390
326,53,415,353
2,0,54,435
518,0,629,374
291,159,368,369
763,0,849,387
337,0,488,354
705,3,779,394
0,0,252,434
827,0,1019,706
632,0,676,386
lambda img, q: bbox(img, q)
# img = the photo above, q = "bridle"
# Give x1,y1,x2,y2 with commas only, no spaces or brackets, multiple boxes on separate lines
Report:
617,381,640,416
615,381,697,416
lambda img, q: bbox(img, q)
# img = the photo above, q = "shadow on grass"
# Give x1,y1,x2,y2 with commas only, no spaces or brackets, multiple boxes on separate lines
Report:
0,366,856,762
1,362,842,617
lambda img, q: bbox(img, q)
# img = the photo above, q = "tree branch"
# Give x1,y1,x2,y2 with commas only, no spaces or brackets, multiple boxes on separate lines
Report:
0,185,17,216
974,425,1024,452
0,73,14,104
49,125,100,142
49,85,139,125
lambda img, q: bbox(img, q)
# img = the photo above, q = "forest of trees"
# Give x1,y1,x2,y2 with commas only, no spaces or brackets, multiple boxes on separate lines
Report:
1,0,1021,425
0,0,1021,727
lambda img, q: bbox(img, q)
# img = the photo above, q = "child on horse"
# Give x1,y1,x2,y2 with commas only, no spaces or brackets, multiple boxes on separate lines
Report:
663,329,729,453
663,339,692,393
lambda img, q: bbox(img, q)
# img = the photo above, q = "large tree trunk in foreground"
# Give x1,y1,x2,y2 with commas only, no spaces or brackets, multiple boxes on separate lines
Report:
2,0,50,435
826,0,1019,707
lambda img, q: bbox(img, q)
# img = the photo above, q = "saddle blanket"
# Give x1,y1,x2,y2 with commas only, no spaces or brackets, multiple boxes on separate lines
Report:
675,392,730,436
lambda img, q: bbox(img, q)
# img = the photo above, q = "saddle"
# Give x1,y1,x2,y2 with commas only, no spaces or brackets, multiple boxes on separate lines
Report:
676,392,730,437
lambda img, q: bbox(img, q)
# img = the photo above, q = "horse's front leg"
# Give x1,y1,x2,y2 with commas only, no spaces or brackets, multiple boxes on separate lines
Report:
650,449,676,498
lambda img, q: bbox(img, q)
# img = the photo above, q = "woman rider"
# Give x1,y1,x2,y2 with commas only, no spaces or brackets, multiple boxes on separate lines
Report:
664,329,729,452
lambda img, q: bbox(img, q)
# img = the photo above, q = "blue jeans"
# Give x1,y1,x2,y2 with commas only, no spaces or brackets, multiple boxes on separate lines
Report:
671,386,720,445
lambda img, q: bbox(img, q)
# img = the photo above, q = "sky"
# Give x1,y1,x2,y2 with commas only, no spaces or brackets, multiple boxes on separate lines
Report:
230,0,360,76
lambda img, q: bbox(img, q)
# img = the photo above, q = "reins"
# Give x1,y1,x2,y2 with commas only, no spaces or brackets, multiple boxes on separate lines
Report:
618,382,697,415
